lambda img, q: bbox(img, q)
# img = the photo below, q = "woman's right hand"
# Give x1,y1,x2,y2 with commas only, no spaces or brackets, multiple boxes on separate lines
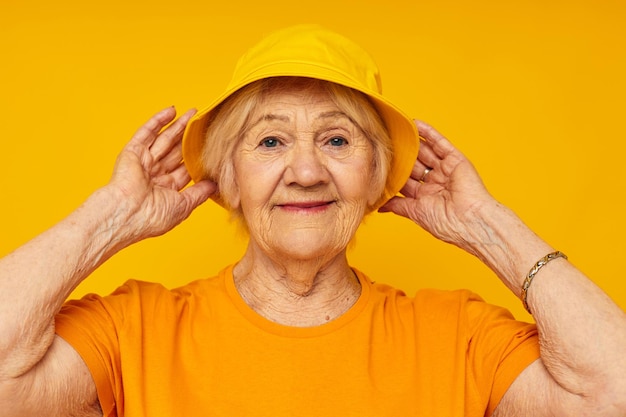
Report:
106,107,217,244
0,107,216,417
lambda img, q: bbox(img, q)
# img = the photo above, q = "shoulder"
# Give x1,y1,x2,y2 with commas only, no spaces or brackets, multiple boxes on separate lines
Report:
63,267,228,312
56,267,232,342
367,276,487,318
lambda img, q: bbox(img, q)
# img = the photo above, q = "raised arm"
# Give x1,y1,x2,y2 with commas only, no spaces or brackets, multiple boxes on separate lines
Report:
0,107,216,416
380,121,626,416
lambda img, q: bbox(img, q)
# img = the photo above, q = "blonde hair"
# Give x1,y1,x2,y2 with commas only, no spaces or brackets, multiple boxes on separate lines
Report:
201,77,392,226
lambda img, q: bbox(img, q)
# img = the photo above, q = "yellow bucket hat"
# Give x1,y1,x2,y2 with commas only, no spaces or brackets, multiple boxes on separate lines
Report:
182,24,419,208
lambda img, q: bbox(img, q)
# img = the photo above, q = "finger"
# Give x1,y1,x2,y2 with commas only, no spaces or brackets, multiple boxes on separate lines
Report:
165,179,218,227
181,179,218,210
150,108,197,161
168,163,194,190
415,120,458,159
152,162,190,190
398,176,421,199
378,195,414,220
129,107,177,149
410,151,435,182
417,138,440,173
150,141,184,177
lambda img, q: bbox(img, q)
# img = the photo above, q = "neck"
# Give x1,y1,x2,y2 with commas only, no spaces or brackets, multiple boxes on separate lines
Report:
233,241,361,327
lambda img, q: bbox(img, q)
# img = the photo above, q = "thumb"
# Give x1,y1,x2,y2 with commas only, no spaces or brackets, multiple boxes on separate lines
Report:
378,196,414,220
180,180,218,214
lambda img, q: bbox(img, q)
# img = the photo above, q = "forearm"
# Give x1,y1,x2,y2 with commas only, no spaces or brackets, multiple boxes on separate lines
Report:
0,185,135,378
463,199,626,402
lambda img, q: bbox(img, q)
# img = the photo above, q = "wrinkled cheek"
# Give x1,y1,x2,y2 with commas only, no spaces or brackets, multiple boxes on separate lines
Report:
335,201,367,247
257,212,277,248
245,208,276,250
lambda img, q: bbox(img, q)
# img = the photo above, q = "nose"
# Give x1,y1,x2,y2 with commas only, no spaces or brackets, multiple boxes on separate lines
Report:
283,141,330,187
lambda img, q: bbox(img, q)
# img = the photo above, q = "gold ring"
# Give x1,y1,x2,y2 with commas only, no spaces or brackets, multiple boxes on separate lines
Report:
419,168,431,182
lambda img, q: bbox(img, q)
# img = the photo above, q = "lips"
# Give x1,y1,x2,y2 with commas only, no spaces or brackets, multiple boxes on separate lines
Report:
276,200,335,211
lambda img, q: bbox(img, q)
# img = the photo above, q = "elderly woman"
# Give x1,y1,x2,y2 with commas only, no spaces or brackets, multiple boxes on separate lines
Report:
1,25,625,417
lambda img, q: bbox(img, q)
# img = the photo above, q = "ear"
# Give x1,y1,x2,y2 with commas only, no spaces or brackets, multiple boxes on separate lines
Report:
367,187,381,208
228,184,241,210
220,162,241,210
366,173,387,209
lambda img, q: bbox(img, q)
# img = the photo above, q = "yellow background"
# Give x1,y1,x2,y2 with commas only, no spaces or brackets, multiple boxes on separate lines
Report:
2,0,625,321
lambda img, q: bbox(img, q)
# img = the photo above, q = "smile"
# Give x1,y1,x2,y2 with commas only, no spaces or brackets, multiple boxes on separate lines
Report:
276,201,335,213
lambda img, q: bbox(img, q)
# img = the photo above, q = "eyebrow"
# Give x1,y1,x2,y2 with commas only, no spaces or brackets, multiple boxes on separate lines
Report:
247,113,289,131
317,111,350,121
248,111,351,130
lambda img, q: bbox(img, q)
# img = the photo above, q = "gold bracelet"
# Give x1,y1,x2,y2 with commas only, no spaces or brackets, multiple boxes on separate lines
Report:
521,251,568,314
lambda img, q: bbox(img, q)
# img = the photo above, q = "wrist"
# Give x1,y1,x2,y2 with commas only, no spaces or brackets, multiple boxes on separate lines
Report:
460,200,554,294
72,185,141,253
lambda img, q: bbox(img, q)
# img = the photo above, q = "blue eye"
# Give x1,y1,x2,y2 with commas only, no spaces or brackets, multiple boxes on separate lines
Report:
261,137,279,148
329,136,347,146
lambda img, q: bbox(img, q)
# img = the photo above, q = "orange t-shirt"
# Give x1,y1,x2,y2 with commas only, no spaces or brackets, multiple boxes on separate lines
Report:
55,265,539,417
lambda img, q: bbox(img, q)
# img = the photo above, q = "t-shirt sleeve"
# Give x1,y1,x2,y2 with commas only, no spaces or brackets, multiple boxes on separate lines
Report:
414,288,539,416
55,281,149,417
463,291,540,416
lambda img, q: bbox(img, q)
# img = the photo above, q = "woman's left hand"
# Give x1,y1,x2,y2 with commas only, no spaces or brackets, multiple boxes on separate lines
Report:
379,120,496,249
381,121,626,417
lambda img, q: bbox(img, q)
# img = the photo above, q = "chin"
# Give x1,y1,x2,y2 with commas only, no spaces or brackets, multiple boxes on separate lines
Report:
270,230,349,261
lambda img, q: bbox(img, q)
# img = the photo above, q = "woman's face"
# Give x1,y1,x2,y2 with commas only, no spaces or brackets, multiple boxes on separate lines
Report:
231,84,378,260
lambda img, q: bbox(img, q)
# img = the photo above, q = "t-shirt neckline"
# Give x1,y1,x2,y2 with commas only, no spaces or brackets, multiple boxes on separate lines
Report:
222,264,371,338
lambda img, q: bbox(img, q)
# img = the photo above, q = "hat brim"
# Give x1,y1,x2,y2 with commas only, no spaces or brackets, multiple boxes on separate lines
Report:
183,61,418,210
